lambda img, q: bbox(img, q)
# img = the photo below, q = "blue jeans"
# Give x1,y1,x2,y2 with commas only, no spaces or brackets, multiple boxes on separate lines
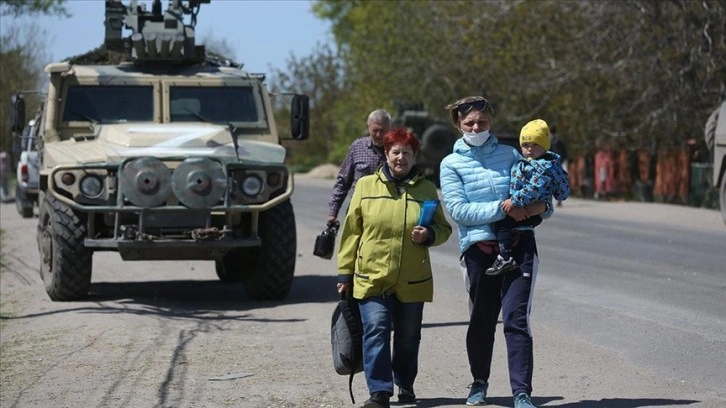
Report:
358,295,424,395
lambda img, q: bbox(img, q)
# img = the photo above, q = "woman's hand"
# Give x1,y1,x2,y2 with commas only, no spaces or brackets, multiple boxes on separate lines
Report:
411,226,430,244
506,206,528,221
337,282,351,295
503,198,528,221
504,200,547,221
523,201,547,217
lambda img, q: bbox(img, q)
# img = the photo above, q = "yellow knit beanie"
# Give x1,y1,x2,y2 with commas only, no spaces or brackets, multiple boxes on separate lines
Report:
519,119,551,151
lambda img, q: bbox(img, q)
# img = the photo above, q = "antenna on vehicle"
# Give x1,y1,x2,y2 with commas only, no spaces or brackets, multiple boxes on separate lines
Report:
228,123,240,162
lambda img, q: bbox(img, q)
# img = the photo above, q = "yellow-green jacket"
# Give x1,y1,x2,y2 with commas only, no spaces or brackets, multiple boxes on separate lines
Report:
337,167,452,302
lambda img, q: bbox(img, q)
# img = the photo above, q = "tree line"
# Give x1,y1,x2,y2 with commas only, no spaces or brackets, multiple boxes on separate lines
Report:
0,0,66,156
2,0,725,202
273,0,725,177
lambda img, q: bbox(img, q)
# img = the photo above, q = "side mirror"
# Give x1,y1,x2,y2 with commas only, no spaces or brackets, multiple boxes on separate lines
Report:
10,94,26,133
290,94,309,140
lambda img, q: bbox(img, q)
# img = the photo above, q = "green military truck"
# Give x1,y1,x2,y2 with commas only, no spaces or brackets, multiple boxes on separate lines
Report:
392,104,456,186
9,0,310,301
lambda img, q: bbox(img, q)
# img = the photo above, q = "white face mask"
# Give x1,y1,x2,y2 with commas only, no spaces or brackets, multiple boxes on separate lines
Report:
462,130,490,147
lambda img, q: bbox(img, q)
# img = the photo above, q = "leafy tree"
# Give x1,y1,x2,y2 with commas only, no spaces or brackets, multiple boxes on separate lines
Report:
0,0,68,159
270,43,353,169
0,0,68,17
0,23,50,157
311,0,725,159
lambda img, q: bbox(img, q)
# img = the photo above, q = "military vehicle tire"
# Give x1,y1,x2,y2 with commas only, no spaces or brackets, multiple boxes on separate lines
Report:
215,254,249,282
242,200,296,300
15,185,34,218
37,194,92,301
216,200,296,299
421,123,455,157
720,172,726,225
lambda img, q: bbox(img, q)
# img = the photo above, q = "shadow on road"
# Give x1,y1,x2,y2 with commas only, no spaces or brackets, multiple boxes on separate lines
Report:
0,275,343,322
530,396,699,408
421,321,469,329
412,396,700,407
87,273,340,305
406,395,700,408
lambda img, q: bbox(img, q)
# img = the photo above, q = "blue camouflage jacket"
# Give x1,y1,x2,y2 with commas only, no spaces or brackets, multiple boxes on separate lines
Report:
510,152,570,207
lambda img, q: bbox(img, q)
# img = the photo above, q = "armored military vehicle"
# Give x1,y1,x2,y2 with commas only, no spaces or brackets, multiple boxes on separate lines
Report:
392,104,456,186
10,0,310,301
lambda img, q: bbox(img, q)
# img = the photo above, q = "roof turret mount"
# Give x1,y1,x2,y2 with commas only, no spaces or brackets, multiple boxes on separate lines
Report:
104,0,210,65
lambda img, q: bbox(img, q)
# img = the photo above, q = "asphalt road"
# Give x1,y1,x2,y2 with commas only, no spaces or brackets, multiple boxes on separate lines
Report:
1,174,725,408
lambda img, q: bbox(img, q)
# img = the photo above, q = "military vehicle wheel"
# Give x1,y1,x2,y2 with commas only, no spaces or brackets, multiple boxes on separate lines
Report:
429,166,441,188
720,173,726,225
235,200,296,300
37,195,92,301
215,254,248,282
421,123,455,156
15,186,34,218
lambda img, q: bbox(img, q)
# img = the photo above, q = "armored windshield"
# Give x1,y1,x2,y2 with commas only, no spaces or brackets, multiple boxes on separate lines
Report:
63,86,154,123
170,86,259,124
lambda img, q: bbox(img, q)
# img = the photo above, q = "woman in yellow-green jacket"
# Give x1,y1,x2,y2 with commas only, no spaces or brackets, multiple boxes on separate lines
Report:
337,128,452,408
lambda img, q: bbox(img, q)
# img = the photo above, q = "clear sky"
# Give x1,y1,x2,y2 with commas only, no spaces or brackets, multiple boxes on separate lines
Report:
5,0,333,74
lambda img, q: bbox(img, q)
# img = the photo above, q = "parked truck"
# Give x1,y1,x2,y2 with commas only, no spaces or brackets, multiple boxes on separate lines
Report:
9,0,310,301
392,104,457,186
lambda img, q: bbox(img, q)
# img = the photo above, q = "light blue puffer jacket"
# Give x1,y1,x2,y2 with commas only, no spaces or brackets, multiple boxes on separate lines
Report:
440,136,551,253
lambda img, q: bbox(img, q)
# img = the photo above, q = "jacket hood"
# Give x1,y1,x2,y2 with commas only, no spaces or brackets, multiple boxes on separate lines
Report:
43,123,286,167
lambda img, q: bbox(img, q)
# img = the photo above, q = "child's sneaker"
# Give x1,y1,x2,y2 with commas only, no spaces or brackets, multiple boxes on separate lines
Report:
485,255,518,276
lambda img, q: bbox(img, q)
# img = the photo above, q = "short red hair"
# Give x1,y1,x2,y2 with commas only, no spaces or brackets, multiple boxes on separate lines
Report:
383,127,419,154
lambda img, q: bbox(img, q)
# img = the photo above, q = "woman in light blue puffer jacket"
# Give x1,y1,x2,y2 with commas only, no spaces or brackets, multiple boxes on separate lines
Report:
439,96,552,408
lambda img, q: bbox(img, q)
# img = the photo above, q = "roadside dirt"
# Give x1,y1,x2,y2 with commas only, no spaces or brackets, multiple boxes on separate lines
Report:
0,200,356,408
1,174,724,408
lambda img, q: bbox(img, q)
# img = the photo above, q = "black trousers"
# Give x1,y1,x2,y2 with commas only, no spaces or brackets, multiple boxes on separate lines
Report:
462,230,537,396
493,215,542,252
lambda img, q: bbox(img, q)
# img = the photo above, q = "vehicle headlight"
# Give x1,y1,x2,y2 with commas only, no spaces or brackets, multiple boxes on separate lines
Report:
80,175,104,198
240,175,263,197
